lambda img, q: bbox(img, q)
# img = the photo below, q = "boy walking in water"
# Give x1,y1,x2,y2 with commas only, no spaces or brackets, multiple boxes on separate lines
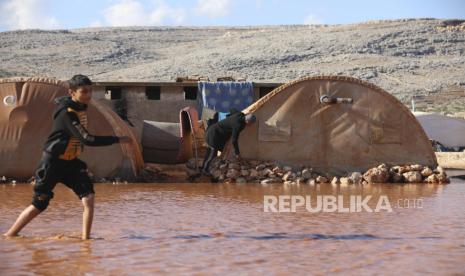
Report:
4,75,131,240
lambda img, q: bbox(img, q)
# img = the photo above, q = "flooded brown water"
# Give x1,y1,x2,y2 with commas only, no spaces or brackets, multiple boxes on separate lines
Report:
1,178,465,275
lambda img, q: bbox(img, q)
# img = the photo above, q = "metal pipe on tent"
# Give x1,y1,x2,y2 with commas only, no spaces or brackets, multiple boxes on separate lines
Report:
187,110,200,173
319,95,353,104
192,124,199,173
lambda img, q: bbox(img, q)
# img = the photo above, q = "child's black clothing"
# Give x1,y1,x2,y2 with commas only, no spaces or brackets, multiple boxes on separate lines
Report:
32,96,120,211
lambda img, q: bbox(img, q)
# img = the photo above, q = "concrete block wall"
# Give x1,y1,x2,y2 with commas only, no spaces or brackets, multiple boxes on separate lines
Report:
92,82,280,142
93,85,197,141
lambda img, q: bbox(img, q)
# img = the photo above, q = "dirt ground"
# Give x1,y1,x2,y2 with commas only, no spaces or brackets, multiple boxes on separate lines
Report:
1,19,464,112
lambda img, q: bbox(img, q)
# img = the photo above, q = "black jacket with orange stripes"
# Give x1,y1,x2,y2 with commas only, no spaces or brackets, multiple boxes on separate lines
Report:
43,96,119,160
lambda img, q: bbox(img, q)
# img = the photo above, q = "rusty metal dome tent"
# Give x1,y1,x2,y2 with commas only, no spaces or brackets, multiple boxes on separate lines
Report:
224,76,437,176
0,77,144,180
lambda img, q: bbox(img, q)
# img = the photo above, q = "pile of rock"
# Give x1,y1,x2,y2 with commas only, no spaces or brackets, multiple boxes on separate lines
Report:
188,158,449,184
92,166,167,183
136,166,168,183
362,163,449,184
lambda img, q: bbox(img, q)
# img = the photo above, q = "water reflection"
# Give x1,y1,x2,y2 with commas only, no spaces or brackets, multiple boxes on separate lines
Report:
1,178,464,275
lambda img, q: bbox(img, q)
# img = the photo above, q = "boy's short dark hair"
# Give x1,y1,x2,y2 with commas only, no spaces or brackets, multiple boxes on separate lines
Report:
68,74,92,90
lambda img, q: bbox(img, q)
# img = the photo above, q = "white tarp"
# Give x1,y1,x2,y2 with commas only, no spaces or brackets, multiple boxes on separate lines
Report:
414,112,465,148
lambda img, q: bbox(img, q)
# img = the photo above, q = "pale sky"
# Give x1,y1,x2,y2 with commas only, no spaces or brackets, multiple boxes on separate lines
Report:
0,0,464,32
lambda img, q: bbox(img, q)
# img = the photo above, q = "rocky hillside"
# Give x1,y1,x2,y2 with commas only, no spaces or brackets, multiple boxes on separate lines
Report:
1,18,464,111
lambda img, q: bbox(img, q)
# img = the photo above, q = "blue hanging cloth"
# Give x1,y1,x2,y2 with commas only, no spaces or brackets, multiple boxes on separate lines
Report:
198,81,254,117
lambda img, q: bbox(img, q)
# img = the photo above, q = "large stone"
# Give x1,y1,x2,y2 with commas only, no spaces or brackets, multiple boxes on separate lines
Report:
211,159,223,169
228,163,241,170
261,178,280,184
212,169,223,179
249,169,259,178
186,158,198,169
256,164,267,171
260,178,273,184
264,168,273,176
391,172,403,183
283,166,293,172
236,177,247,184
402,171,423,183
340,177,351,185
249,160,261,166
331,177,339,184
226,169,240,179
348,172,363,184
307,178,316,185
316,176,329,183
425,174,439,183
391,165,409,174
363,166,389,183
265,162,275,167
409,164,423,171
436,172,449,183
436,166,445,174
301,169,312,180
282,172,296,182
259,168,270,177
282,171,293,181
421,167,433,177
377,163,389,170
272,166,283,174
241,170,250,177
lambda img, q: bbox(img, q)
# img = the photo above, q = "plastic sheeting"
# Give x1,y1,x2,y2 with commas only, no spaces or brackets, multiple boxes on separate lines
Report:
414,112,465,149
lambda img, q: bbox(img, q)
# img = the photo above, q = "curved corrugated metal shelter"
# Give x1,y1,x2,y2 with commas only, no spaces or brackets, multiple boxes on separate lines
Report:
224,76,437,176
0,77,144,180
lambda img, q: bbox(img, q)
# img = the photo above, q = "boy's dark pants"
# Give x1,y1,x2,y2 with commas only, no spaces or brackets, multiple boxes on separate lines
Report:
32,152,94,211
